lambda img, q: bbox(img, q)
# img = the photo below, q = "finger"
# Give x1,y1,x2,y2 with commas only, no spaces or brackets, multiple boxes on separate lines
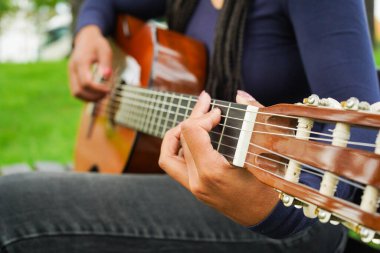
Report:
236,90,263,108
181,108,225,164
76,58,110,94
184,107,222,134
180,134,200,187
70,63,108,101
98,44,113,80
190,91,211,118
178,148,184,158
159,125,189,188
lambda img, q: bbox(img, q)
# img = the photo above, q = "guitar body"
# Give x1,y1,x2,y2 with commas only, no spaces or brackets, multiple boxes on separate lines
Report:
75,16,206,174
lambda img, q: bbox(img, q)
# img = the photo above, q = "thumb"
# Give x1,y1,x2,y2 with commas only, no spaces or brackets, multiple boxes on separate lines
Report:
236,90,263,108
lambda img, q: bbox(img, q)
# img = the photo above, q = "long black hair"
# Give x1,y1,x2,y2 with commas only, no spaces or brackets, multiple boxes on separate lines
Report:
167,0,251,101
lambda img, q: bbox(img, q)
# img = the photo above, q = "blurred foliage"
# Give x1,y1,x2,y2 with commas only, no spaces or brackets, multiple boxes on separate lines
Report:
0,0,16,19
31,0,68,9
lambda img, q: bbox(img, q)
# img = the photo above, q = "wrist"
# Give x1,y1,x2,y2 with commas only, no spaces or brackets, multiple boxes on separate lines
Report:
75,25,103,46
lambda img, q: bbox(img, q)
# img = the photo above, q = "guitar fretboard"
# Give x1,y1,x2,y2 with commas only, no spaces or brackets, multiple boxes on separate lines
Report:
111,85,248,162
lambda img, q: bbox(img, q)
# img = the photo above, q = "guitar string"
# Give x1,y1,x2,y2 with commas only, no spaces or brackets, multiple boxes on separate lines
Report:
115,108,369,192
101,86,379,147
96,94,377,148
98,88,369,144
211,150,359,212
211,140,321,177
99,98,378,148
212,139,366,191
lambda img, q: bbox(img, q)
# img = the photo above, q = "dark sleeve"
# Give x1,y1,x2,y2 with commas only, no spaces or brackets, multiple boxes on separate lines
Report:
250,0,380,238
76,0,167,36
287,0,379,102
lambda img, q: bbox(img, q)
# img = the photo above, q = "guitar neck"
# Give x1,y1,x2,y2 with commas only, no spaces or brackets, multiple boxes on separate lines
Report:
112,85,254,164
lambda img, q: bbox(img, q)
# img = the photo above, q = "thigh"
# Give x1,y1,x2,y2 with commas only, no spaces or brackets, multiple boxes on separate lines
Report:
0,172,346,253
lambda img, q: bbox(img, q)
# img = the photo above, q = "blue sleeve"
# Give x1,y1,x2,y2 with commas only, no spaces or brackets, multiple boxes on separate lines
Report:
76,0,166,36
250,0,380,238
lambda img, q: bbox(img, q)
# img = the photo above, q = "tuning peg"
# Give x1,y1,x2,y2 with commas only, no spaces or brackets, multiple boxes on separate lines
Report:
318,98,330,107
293,199,304,209
372,234,380,245
329,215,341,225
303,94,320,106
317,208,332,223
280,193,294,207
371,101,380,112
341,97,360,110
302,203,317,218
359,226,376,243
358,101,370,111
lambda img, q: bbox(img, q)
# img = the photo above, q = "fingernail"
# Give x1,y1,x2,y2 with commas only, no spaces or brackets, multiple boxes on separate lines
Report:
212,107,221,114
198,90,207,100
102,67,112,79
237,90,256,101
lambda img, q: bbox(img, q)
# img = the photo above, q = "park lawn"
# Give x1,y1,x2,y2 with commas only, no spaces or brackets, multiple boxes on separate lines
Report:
374,47,380,66
0,60,82,166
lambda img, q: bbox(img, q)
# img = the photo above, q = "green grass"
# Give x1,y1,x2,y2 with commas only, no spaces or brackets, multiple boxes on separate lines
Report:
0,60,82,166
374,47,380,66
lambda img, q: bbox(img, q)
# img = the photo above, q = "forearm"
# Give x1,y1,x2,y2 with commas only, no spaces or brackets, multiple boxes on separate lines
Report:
76,0,166,36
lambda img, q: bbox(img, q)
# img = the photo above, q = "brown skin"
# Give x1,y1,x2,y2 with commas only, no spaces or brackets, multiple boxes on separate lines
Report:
69,27,278,226
69,25,112,101
159,91,279,226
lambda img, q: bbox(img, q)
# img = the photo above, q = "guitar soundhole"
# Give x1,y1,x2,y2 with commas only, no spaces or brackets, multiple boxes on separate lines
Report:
89,166,99,173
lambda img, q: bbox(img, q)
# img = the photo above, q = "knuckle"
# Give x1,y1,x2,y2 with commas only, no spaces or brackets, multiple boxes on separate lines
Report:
158,156,167,169
71,89,82,98
181,120,193,133
190,183,207,199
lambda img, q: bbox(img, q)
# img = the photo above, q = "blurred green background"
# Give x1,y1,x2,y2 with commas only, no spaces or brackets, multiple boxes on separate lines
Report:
0,60,81,166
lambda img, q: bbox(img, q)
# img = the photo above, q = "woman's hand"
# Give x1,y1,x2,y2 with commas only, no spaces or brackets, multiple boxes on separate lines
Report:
159,90,279,226
68,25,112,101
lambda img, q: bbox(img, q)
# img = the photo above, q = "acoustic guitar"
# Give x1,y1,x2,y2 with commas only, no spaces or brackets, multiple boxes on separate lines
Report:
74,16,380,244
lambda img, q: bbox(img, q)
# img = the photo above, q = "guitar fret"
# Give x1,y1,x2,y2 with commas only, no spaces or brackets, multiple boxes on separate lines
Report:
136,93,144,130
161,93,174,138
148,94,158,134
143,93,153,133
184,95,192,120
217,102,231,152
172,94,183,129
154,95,164,137
139,91,147,130
115,88,248,164
141,92,150,132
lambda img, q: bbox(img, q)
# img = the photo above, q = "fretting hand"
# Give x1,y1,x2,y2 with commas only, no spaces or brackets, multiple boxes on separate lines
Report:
159,90,279,226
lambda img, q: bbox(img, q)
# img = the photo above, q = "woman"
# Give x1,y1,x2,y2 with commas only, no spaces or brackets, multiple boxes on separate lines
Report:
0,0,378,252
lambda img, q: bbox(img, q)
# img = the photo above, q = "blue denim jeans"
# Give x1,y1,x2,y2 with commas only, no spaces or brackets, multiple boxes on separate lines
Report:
0,173,347,252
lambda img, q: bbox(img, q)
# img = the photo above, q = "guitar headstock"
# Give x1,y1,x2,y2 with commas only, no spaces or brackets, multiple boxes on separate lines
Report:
244,94,380,244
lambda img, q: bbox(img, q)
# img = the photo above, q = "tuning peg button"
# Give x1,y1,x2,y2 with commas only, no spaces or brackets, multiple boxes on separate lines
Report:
280,193,294,207
358,101,370,111
317,209,332,223
342,97,360,110
303,94,320,106
359,227,376,243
